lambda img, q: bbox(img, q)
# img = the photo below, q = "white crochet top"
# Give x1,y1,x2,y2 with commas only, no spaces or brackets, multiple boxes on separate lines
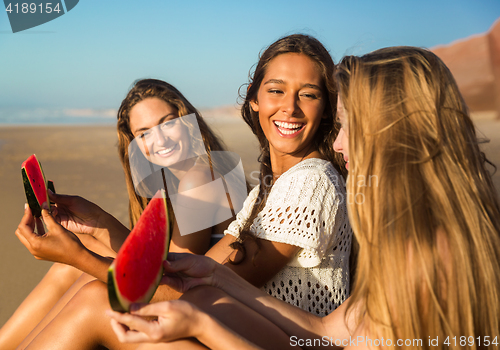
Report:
224,158,352,316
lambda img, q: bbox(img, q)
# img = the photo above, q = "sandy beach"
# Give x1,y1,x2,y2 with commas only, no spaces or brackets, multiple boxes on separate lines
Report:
0,115,499,327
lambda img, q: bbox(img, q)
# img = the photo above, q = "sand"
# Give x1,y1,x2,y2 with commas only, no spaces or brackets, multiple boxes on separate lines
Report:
0,116,499,327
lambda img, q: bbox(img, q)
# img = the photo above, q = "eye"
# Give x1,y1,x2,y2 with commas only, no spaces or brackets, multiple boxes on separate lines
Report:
301,92,319,100
160,119,176,129
139,130,152,139
267,89,283,95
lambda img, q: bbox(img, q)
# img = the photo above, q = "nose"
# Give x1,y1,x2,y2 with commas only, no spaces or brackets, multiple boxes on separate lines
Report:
282,93,299,116
333,128,344,154
153,126,168,146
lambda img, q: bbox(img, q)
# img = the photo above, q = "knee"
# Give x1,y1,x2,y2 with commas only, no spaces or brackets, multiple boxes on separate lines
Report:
49,263,82,281
67,280,109,316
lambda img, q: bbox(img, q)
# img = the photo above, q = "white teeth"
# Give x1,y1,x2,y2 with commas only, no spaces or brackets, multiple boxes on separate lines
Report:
274,121,303,129
279,128,298,135
157,145,175,155
274,121,303,135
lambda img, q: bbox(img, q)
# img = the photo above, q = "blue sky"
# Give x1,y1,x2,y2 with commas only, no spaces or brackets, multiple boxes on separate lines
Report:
0,0,499,123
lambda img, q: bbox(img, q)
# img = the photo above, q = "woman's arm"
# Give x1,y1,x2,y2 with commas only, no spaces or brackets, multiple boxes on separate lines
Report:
206,234,300,287
107,301,264,350
163,253,354,348
49,191,130,253
16,205,113,282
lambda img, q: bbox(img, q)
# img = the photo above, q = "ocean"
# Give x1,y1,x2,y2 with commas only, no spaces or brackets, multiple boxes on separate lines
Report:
0,107,117,126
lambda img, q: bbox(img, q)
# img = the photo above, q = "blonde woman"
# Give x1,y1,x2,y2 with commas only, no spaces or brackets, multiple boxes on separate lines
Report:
109,46,500,349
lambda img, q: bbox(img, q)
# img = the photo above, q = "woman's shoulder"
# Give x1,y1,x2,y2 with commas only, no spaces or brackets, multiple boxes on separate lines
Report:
177,161,214,192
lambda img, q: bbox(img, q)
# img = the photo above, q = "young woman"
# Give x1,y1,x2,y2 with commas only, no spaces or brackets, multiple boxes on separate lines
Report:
15,34,352,349
108,46,500,349
0,79,239,349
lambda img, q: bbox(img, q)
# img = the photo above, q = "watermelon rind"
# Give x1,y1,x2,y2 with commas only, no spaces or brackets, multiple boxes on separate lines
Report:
47,180,56,205
22,168,42,217
107,266,129,313
107,190,170,312
21,155,50,218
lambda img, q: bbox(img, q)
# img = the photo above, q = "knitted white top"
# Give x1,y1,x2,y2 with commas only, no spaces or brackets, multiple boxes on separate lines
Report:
224,158,352,315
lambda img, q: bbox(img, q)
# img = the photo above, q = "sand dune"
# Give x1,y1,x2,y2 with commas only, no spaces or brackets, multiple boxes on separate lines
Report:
432,18,500,117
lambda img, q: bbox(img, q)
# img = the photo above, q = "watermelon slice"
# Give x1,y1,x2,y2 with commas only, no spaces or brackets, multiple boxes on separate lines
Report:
21,154,50,218
107,190,171,312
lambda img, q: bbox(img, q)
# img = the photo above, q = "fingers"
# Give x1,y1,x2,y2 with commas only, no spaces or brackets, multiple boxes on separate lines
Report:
163,253,200,273
48,190,74,204
20,203,35,229
40,206,60,231
17,204,37,241
15,227,35,254
106,310,158,343
159,274,183,291
129,302,170,317
35,217,46,236
15,214,42,258
109,318,152,343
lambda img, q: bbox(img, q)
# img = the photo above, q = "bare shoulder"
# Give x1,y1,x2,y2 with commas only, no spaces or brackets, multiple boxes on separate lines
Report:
178,162,214,192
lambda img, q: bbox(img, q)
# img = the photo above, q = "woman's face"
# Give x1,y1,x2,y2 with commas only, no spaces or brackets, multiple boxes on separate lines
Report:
129,97,192,168
250,53,326,159
333,96,350,170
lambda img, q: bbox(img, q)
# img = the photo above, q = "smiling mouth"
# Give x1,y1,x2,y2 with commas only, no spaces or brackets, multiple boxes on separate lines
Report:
156,144,177,157
273,121,305,135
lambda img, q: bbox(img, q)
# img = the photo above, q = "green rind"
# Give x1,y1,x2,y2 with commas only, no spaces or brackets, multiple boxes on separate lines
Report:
107,267,128,313
37,158,51,210
21,155,50,218
22,168,42,218
108,191,170,313
47,180,56,205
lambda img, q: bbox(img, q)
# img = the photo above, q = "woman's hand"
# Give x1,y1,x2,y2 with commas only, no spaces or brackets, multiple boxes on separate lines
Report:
49,191,105,236
106,301,205,343
15,204,85,265
161,253,221,293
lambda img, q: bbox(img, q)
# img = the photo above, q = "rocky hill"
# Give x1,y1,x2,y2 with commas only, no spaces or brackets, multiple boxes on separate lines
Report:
432,18,500,118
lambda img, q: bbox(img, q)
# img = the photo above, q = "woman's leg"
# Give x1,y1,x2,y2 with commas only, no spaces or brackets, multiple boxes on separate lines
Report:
17,272,96,349
136,286,296,350
23,280,137,350
1,232,118,349
0,263,82,350
181,286,295,350
24,283,297,350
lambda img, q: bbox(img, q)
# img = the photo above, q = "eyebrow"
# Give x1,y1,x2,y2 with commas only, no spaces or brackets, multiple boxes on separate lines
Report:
263,79,322,91
133,113,177,135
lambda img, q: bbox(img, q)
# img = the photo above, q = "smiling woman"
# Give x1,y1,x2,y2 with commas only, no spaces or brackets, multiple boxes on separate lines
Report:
0,79,240,349
129,98,193,171
250,53,326,163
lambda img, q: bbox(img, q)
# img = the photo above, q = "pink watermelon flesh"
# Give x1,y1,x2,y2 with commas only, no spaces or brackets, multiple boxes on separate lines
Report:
108,191,170,312
21,154,49,218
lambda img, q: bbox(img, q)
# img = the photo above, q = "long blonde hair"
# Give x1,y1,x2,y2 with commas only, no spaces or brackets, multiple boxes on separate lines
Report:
117,79,228,227
336,47,500,348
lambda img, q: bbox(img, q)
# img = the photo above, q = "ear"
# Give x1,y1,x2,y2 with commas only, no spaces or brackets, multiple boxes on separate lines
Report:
250,99,259,112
